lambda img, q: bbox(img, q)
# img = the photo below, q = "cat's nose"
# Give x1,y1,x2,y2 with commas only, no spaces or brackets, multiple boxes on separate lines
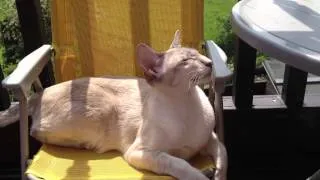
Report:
204,61,212,67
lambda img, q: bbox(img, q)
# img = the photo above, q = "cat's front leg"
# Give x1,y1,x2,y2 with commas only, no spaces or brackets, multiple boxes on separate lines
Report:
201,132,227,180
124,146,209,180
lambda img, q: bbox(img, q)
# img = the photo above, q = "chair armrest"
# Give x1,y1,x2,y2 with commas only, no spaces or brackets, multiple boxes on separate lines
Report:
205,40,233,83
2,45,52,98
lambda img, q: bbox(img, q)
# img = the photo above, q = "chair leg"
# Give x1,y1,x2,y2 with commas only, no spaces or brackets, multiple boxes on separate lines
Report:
208,83,215,105
209,82,225,143
19,95,29,180
214,92,224,143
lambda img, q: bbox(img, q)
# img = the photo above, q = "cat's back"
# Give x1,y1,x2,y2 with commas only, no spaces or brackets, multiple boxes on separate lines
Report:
32,76,150,152
42,76,150,99
36,76,151,120
93,76,151,97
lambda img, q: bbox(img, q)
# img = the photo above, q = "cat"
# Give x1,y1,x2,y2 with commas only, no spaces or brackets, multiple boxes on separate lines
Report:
0,30,227,180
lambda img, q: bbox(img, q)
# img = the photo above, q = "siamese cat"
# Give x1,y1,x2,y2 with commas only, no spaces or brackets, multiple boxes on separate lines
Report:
0,31,227,180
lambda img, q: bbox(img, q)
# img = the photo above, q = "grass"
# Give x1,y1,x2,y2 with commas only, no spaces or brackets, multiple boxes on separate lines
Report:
204,0,237,41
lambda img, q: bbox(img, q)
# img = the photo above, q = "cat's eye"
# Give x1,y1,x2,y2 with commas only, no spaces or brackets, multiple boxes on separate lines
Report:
180,59,190,65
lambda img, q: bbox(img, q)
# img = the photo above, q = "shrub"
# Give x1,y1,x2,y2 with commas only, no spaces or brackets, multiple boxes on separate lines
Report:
0,14,24,65
214,15,236,69
214,14,266,70
0,0,51,77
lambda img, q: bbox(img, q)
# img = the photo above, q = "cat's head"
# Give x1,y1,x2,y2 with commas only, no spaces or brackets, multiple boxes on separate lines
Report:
137,30,213,90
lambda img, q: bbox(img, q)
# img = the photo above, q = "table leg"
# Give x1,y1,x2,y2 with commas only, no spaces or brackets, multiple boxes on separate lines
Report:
281,65,308,109
232,37,256,110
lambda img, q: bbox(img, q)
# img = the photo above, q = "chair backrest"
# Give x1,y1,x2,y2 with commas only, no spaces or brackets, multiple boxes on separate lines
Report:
51,0,204,82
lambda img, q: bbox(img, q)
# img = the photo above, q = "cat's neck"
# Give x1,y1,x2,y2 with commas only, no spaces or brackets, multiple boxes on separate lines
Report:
151,85,199,100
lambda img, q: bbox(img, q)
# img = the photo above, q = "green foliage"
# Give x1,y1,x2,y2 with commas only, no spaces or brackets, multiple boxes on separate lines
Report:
0,14,24,65
0,44,17,76
204,0,266,69
0,0,23,76
214,15,235,65
2,63,17,76
0,45,3,64
0,0,51,77
256,52,268,67
40,0,52,43
204,0,237,70
0,0,16,22
204,0,236,40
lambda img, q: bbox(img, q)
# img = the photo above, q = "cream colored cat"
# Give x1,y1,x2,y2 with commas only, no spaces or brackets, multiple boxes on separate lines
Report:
0,31,227,180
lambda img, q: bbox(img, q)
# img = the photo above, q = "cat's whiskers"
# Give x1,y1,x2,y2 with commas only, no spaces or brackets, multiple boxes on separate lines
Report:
192,72,200,86
188,71,199,90
196,75,200,85
188,80,192,91
195,75,200,86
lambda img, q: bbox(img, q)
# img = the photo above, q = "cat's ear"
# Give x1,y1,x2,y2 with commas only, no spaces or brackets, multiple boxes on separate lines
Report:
169,29,181,49
137,43,164,83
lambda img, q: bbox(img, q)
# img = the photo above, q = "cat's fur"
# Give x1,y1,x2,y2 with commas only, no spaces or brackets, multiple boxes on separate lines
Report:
0,31,227,180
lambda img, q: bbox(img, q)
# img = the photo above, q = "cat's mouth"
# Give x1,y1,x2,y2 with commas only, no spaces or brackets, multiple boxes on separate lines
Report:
189,68,212,86
203,67,213,78
197,69,212,85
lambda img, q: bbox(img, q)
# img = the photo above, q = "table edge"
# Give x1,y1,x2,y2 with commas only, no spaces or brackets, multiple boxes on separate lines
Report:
231,0,320,75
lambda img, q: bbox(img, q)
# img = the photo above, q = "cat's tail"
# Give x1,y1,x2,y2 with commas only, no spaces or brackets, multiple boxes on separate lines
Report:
0,94,39,127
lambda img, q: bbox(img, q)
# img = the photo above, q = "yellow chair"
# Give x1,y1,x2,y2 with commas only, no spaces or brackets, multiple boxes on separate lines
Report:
51,0,204,82
2,0,232,179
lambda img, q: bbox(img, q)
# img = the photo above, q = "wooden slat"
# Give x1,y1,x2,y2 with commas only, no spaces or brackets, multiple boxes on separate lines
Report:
232,37,257,110
224,95,286,110
15,0,55,88
224,94,320,110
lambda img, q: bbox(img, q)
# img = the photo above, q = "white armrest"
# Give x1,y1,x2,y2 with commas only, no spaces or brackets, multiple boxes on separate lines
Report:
2,45,52,97
205,40,233,83
205,41,232,142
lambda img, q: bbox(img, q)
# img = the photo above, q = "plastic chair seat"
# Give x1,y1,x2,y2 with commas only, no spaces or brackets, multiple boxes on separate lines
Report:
26,144,214,180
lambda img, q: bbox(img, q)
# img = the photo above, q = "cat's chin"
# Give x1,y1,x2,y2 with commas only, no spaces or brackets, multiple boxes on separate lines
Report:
198,79,211,85
198,71,212,84
198,75,212,85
